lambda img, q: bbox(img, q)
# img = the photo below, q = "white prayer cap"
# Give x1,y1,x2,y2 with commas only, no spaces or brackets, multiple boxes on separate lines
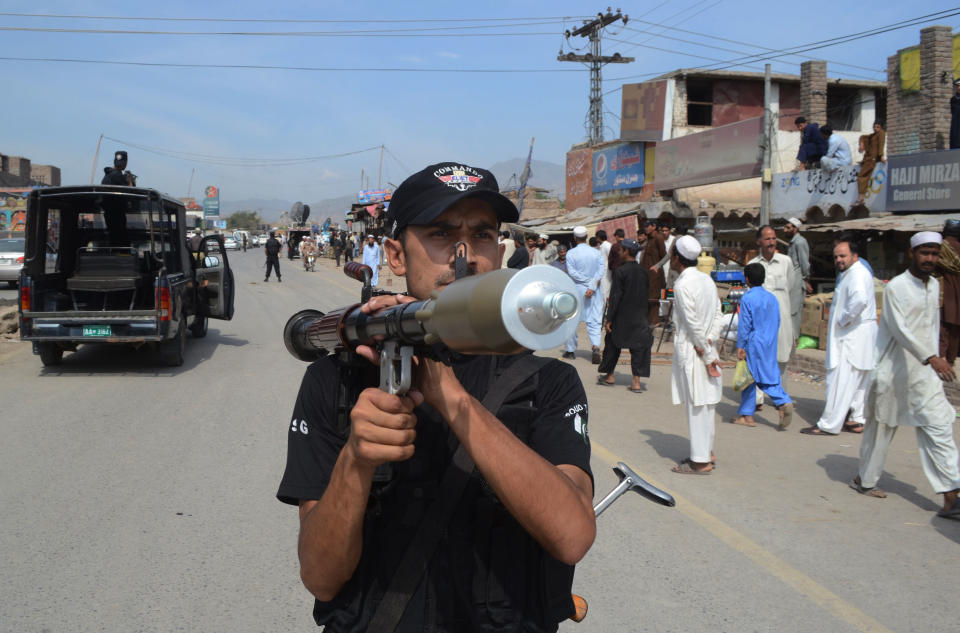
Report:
787,217,803,228
538,233,549,240
675,235,702,260
367,234,374,238
910,231,943,249
572,226,588,238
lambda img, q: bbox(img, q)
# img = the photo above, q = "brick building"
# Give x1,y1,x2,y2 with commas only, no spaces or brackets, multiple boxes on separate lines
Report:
886,25,954,154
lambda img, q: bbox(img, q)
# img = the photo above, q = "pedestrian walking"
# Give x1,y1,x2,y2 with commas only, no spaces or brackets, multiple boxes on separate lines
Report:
597,239,651,392
264,230,282,282
562,226,605,364
853,232,960,521
361,234,381,287
729,263,794,429
669,235,723,475
551,244,568,274
802,238,877,435
639,219,666,327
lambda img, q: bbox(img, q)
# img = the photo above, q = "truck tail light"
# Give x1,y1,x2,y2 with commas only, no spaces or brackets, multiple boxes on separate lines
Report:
20,276,30,312
156,286,171,321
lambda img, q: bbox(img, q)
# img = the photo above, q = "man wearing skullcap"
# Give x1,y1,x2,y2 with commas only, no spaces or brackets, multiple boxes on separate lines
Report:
669,235,723,474
853,232,960,521
784,218,813,330
563,226,605,363
539,234,558,265
937,219,960,365
802,237,877,435
362,234,381,287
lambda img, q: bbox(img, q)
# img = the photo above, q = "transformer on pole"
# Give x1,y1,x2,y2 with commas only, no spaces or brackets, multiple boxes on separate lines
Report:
557,8,634,146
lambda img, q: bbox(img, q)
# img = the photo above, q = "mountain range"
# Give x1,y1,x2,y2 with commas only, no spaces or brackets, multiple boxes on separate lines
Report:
220,157,565,224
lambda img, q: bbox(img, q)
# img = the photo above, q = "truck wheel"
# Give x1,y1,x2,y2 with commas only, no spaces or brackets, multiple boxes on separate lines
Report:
189,315,208,338
160,319,186,367
38,343,63,367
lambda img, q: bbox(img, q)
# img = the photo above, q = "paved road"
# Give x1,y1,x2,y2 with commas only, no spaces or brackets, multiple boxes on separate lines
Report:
1,250,957,632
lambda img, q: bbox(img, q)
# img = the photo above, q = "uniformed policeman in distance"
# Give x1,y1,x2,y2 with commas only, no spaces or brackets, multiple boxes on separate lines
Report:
277,161,596,632
101,150,136,186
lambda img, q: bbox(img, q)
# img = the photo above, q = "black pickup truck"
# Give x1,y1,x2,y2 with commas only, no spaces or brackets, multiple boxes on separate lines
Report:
18,185,235,366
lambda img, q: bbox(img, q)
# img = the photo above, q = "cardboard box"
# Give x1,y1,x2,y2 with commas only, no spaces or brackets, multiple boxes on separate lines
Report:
817,320,829,351
801,301,822,337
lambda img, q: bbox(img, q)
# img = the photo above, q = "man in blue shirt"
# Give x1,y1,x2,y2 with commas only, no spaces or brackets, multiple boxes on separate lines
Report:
795,116,828,170
731,263,794,429
820,125,852,173
563,226,605,364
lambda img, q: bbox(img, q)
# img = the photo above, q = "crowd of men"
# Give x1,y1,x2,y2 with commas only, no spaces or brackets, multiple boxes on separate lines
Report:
499,217,960,520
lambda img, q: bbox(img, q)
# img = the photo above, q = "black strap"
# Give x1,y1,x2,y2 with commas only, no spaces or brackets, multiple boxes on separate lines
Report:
366,353,550,633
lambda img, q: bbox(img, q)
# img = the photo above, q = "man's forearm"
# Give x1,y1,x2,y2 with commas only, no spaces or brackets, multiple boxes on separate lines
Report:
437,392,596,565
298,447,375,601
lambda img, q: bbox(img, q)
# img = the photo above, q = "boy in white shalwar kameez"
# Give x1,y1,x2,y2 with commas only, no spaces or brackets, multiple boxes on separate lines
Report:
670,236,723,475
853,232,960,519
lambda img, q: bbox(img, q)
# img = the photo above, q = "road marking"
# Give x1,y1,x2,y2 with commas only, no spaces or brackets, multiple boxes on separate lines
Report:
591,441,897,633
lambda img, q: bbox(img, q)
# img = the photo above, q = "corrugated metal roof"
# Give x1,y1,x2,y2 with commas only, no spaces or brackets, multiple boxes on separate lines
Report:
804,212,960,233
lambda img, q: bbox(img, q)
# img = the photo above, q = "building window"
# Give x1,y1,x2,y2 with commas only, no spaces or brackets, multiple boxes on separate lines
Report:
686,79,713,126
826,85,861,131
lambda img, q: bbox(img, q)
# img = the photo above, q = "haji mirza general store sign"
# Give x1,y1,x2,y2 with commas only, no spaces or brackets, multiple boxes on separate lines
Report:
886,149,960,213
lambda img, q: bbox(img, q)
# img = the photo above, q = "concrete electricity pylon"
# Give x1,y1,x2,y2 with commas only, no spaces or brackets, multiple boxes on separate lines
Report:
558,8,634,146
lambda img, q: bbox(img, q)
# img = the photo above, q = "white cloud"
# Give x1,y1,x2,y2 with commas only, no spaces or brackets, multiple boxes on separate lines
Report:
437,51,462,59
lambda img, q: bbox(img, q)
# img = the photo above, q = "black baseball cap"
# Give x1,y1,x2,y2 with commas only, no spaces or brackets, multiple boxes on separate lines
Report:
385,162,519,238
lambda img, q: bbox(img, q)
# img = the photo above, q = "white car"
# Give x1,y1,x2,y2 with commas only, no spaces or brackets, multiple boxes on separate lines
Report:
256,234,268,246
0,237,25,287
223,236,240,251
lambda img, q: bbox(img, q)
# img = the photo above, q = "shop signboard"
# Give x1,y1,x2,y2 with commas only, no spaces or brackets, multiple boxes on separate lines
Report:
655,117,762,190
203,185,220,217
592,142,645,194
771,164,887,218
886,149,960,213
0,187,32,232
565,147,593,210
358,189,391,204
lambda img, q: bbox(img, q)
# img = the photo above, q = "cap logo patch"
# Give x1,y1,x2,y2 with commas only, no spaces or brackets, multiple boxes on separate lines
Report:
434,165,483,192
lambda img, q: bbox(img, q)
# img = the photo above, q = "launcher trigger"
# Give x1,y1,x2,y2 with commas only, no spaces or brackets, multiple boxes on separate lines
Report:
379,341,414,395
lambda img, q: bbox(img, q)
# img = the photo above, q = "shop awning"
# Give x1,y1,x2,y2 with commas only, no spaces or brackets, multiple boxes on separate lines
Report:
803,212,960,233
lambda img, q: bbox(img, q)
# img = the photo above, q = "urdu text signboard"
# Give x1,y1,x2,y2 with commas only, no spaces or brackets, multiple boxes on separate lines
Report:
592,142,645,194
771,164,887,218
886,150,960,213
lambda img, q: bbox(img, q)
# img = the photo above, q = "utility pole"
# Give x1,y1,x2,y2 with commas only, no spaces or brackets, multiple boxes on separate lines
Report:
378,144,384,189
89,133,103,184
558,8,633,146
760,63,772,225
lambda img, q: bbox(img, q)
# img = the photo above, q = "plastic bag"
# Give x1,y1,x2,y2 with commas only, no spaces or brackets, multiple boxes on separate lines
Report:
732,359,754,391
796,335,818,350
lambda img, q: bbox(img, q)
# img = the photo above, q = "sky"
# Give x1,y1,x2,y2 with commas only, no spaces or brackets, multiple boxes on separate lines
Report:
2,1,958,208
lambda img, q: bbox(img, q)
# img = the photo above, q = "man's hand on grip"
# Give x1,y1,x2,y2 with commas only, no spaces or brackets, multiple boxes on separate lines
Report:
347,388,422,468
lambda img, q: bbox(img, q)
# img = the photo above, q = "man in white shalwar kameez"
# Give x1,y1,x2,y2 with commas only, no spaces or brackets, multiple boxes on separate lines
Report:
748,226,797,408
563,226,605,364
362,234,381,287
853,233,960,519
670,236,723,475
802,239,877,435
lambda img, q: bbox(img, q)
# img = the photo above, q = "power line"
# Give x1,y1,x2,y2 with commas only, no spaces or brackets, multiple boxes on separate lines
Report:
0,12,593,24
0,56,580,73
0,25,563,37
101,136,384,167
609,8,960,81
619,25,885,75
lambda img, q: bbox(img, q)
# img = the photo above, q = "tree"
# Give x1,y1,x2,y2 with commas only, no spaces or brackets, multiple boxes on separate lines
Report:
227,210,262,229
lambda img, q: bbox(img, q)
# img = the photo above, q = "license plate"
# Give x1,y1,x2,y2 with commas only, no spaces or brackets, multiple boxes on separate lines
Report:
83,325,112,337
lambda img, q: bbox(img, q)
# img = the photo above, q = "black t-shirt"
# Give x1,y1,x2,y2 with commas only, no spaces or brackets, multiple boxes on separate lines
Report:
101,167,128,185
277,353,593,633
264,238,281,257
